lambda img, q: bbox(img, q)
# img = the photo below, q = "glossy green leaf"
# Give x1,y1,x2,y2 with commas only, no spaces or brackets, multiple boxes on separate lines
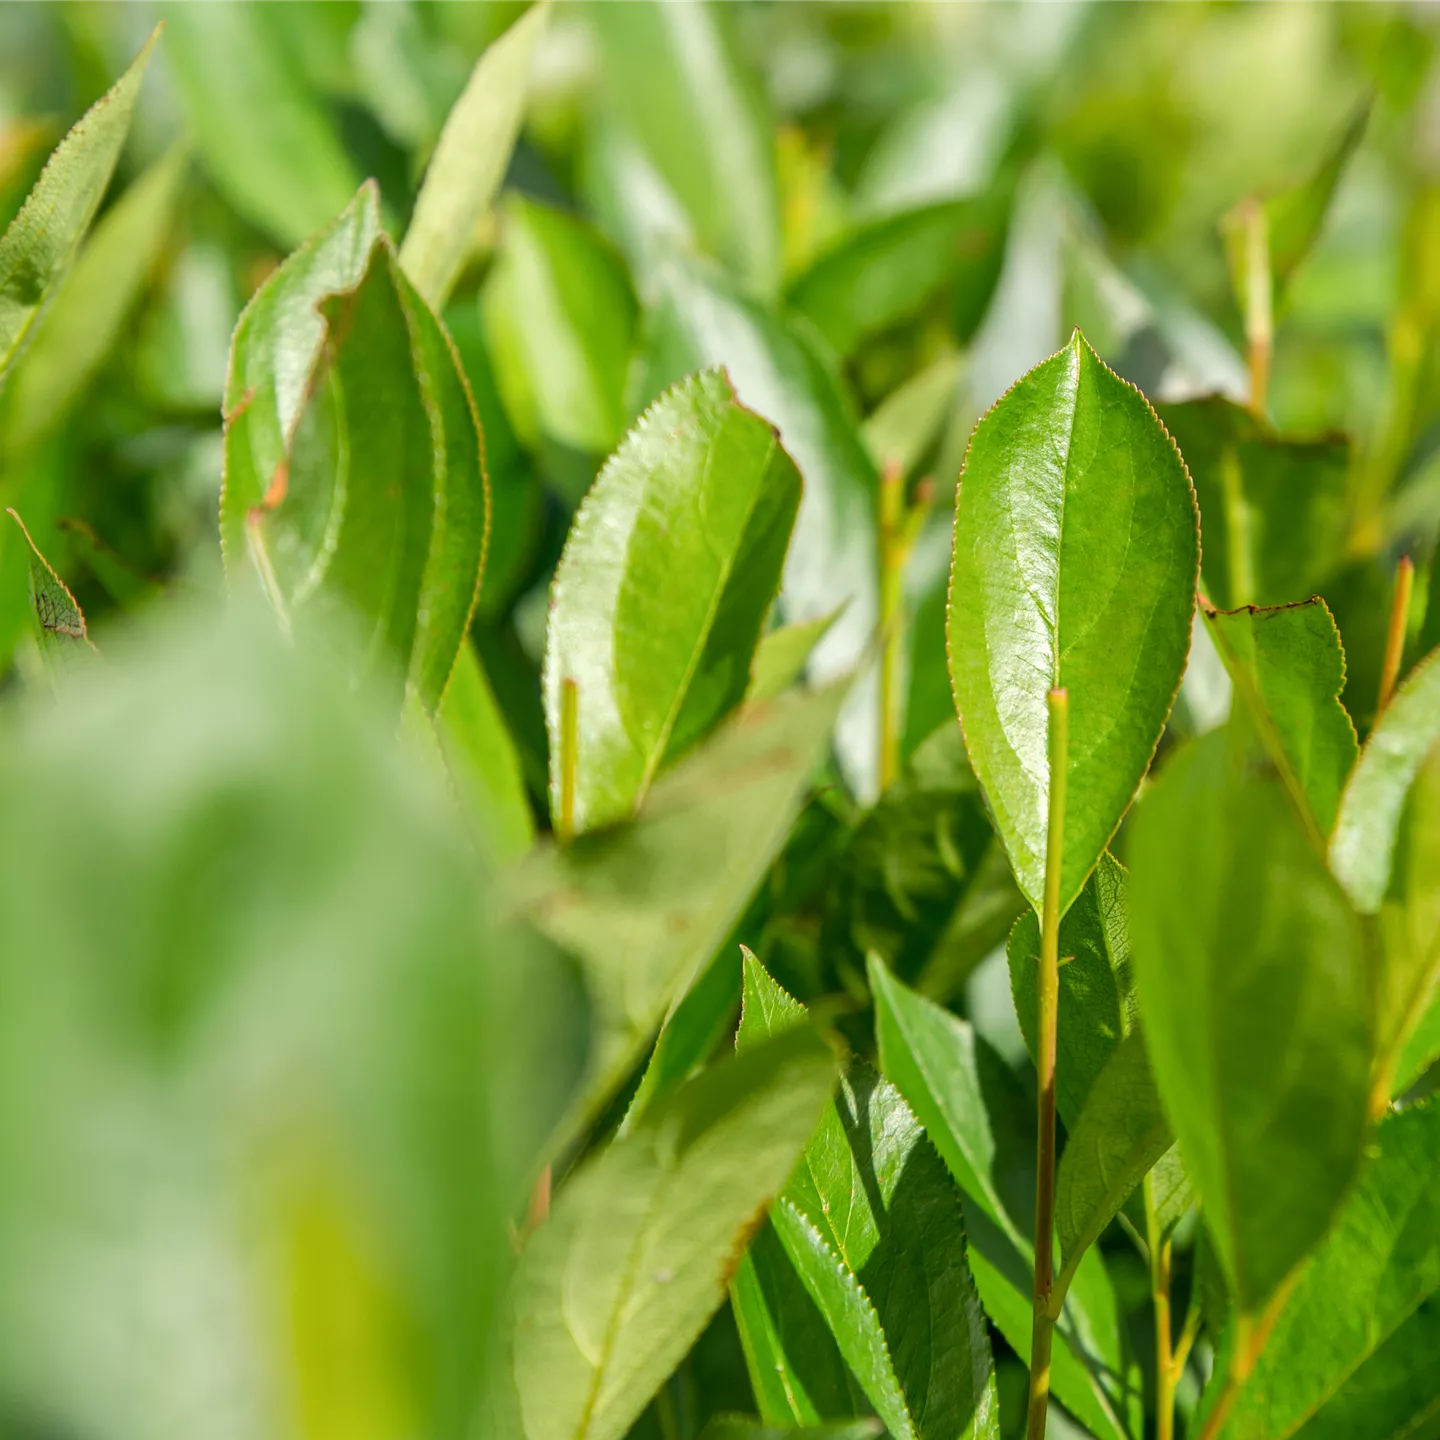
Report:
6,507,93,673
1202,599,1357,838
1211,1099,1440,1440
399,1,548,311
1155,398,1349,610
1331,647,1440,1096
1053,1028,1171,1267
1008,852,1136,1127
544,368,801,832
748,613,841,704
0,28,156,381
1129,728,1371,1318
737,955,1001,1440
514,680,845,1137
2,143,187,455
948,331,1199,912
483,194,637,456
487,1028,837,1440
589,0,781,294
436,641,534,865
165,2,363,249
786,195,1008,359
641,255,879,789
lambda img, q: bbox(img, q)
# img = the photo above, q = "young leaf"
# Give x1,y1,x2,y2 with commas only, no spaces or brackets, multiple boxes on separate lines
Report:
544,368,801,832
589,0,781,294
399,1,548,311
948,330,1199,913
737,955,1001,1440
483,195,638,455
6,508,94,673
1008,853,1136,1126
0,27,157,380
1202,599,1357,839
1330,647,1440,1098
486,1028,837,1440
862,351,965,483
2,143,187,455
165,2,362,249
514,681,845,1138
1129,728,1371,1319
785,195,1009,359
747,612,841,704
1206,1098,1440,1440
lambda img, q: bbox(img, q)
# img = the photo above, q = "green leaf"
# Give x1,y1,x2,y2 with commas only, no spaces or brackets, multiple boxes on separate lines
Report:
948,331,1199,912
867,957,1134,1440
861,351,965,483
5,507,93,674
398,1,548,311
1053,1028,1171,1268
738,955,1001,1440
487,1028,837,1440
2,142,187,455
1330,647,1440,1096
165,2,363,249
223,197,486,713
514,680,845,1138
0,27,157,381
1008,853,1136,1127
483,194,638,456
544,368,801,832
1155,398,1349,611
699,1419,881,1440
1210,1098,1440,1440
786,195,1008,359
1202,599,1357,839
641,256,879,789
435,641,534,865
1128,727,1371,1318
589,0,781,294
748,613,841,704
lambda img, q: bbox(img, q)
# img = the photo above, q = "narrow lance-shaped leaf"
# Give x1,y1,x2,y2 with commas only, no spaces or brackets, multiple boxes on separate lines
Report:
1129,727,1371,1320
484,1028,837,1440
544,368,801,832
948,330,1199,913
6,508,94,674
399,1,549,311
0,27,157,381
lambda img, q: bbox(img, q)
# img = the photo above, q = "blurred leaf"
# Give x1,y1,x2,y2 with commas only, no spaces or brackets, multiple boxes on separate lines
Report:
1129,728,1370,1319
642,254,878,793
483,193,637,456
5,506,93,674
1156,397,1349,610
949,331,1199,912
786,194,1009,359
1202,600,1358,838
589,0,781,294
166,2,363,250
486,1028,837,1440
699,1419,881,1440
3,143,187,455
0,26,156,382
748,612,840,704
1052,1028,1170,1269
1330,647,1440,1098
861,351,964,482
867,958,1133,1440
0,601,584,1439
350,0,466,157
513,680,845,1140
1205,1098,1440,1440
1008,854,1135,1127
436,640,534,865
544,368,800,832
738,955,1001,1440
400,1,548,310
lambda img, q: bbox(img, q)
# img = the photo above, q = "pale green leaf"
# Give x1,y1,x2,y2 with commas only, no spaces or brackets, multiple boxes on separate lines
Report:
544,368,801,832
861,351,965,483
748,614,841,704
948,331,1199,912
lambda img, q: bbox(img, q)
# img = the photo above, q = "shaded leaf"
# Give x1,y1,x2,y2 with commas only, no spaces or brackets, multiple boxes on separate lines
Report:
6,507,93,673
0,27,156,380
1129,727,1371,1318
544,368,801,832
948,331,1199,912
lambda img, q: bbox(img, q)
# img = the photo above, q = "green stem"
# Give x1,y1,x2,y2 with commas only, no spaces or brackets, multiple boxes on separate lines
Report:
1146,1178,1176,1440
878,462,905,792
558,676,579,842
1377,553,1415,717
1025,687,1069,1440
1239,198,1273,420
